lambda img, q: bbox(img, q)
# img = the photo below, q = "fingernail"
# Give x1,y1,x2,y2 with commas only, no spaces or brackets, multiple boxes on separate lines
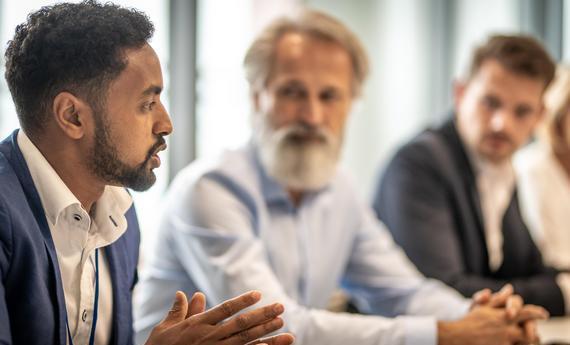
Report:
273,303,284,314
251,291,261,300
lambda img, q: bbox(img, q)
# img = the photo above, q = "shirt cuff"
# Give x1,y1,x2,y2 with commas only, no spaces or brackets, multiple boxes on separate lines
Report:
556,273,570,314
403,316,437,345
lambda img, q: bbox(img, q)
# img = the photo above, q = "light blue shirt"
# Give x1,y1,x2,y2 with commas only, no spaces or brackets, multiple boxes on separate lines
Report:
134,144,470,345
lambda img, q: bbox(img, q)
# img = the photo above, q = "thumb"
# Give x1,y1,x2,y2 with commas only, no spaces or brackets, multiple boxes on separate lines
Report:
186,292,207,318
163,291,189,326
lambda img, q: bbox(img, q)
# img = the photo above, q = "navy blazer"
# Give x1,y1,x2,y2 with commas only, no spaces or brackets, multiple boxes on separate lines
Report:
0,130,140,344
373,118,566,316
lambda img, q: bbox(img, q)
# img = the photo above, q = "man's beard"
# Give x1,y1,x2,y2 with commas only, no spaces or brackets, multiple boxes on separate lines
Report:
254,115,342,191
89,113,164,192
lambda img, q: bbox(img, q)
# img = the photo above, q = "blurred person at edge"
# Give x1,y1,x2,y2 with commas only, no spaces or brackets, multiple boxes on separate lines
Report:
516,65,570,272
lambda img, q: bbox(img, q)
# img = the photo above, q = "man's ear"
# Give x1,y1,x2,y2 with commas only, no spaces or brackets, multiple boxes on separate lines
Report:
52,92,92,139
453,79,467,110
252,90,261,113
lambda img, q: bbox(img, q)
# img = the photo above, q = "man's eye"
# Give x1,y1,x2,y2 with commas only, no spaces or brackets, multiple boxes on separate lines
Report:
279,86,305,99
142,102,156,111
482,96,500,109
321,90,339,102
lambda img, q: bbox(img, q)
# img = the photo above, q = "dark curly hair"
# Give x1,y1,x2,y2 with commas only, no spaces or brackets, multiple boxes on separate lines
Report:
4,0,154,138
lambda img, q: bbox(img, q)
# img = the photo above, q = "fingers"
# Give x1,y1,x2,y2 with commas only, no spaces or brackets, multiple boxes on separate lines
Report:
488,284,514,308
199,291,262,324
217,303,285,339
223,317,285,345
505,294,523,320
523,320,539,344
512,305,548,323
162,291,189,326
247,334,295,345
472,288,492,306
505,324,526,343
187,292,207,318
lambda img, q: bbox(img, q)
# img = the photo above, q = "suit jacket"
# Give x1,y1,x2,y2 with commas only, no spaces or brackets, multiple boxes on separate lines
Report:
0,130,141,344
373,118,565,316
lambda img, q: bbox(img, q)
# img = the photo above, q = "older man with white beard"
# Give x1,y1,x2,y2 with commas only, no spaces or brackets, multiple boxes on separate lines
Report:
134,9,548,345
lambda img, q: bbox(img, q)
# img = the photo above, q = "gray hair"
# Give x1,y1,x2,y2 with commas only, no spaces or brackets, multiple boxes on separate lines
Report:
243,8,369,97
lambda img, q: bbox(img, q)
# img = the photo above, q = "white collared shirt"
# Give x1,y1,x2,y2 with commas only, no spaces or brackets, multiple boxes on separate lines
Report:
18,130,132,345
473,155,515,272
455,129,515,272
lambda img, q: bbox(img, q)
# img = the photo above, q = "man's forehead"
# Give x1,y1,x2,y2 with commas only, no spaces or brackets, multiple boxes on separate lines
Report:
106,45,163,99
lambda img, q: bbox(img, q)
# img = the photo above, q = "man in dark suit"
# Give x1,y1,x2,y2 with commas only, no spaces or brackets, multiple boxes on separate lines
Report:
373,34,569,316
0,2,294,345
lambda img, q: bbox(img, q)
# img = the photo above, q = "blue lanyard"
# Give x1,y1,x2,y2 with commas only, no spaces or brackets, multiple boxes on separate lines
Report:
66,248,100,345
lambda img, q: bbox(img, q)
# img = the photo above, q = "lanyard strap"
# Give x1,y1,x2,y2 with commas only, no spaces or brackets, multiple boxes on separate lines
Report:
66,248,100,345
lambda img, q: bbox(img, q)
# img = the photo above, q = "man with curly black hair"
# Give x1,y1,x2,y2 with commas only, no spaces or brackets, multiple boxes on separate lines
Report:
0,2,294,345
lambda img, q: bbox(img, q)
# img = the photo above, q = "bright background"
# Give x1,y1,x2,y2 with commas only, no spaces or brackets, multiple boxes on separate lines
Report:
1,0,568,249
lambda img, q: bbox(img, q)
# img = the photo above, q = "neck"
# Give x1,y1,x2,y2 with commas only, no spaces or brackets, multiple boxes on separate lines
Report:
32,134,105,213
555,150,570,180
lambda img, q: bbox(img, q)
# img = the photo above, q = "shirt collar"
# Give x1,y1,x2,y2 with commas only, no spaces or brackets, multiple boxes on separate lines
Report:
17,130,132,229
248,142,290,205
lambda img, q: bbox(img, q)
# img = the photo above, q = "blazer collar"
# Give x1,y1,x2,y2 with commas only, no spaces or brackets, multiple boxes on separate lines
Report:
2,130,68,344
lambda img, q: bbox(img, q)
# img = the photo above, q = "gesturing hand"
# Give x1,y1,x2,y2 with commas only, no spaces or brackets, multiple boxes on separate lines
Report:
145,290,295,345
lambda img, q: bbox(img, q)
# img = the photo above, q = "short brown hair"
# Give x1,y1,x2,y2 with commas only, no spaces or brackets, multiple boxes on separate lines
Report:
244,9,369,97
467,34,556,89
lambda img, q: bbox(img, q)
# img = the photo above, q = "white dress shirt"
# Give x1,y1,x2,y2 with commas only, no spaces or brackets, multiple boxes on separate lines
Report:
18,130,132,345
472,155,516,272
134,144,470,345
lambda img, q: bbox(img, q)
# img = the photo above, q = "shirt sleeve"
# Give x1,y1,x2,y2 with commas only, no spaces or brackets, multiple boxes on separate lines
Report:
341,197,471,321
162,176,453,345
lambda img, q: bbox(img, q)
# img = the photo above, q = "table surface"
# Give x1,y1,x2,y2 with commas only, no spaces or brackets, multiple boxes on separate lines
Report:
538,317,570,344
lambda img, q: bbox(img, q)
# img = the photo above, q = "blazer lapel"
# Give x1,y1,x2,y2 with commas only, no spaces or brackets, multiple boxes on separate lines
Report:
439,119,491,272
106,237,128,345
6,130,68,344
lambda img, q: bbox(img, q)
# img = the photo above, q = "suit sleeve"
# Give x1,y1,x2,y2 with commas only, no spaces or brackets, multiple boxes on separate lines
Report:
0,199,13,345
373,142,566,316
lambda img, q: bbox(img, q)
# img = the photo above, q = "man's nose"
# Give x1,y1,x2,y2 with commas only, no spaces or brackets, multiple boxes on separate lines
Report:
299,96,324,127
154,104,173,136
489,110,510,132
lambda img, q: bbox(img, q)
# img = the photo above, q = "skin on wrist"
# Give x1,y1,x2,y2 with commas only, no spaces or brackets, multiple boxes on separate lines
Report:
437,320,461,345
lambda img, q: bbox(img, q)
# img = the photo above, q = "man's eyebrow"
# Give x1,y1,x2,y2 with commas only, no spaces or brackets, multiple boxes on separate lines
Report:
142,85,162,96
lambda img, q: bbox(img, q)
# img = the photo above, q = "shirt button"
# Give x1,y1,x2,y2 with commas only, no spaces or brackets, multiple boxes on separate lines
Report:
82,309,87,322
73,214,82,221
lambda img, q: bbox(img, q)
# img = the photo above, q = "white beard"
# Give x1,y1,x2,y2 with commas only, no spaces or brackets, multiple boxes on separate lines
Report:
254,116,342,191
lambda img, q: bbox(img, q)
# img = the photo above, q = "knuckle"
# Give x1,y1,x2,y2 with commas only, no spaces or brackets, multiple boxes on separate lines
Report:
221,301,234,317
235,314,250,329
238,328,251,341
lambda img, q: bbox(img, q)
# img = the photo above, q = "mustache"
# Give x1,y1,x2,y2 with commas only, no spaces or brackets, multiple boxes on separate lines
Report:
483,132,513,144
146,136,167,161
282,123,330,143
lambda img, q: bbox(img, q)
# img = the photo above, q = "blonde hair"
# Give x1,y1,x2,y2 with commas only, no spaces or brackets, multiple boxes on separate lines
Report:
243,8,369,97
542,65,570,153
